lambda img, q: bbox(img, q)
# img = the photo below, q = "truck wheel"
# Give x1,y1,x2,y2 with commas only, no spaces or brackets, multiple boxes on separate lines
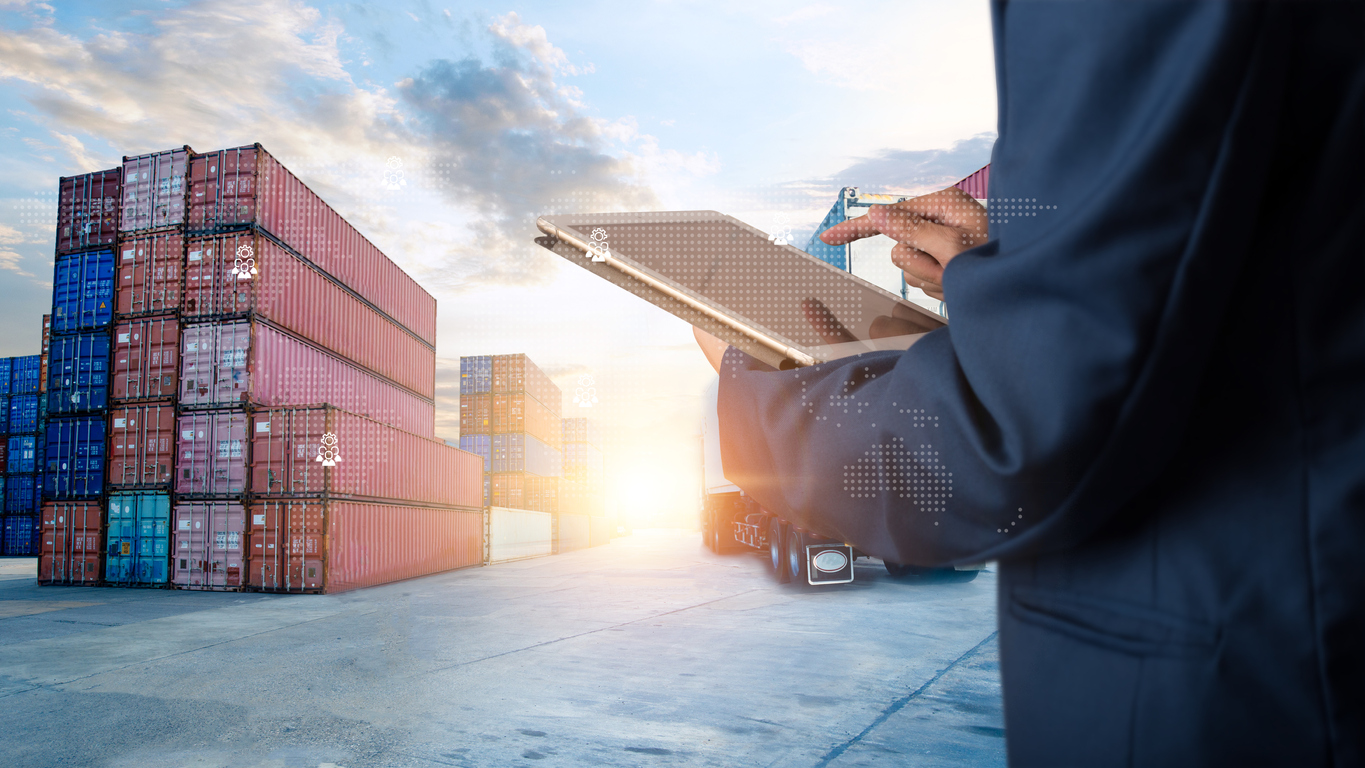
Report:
885,561,932,579
711,525,724,553
769,518,789,583
786,528,808,585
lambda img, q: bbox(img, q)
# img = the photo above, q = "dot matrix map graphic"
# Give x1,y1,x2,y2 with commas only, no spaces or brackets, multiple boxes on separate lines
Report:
842,437,953,517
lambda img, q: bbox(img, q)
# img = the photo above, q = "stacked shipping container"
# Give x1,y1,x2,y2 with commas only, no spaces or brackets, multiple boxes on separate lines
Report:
560,416,610,548
1,352,46,556
459,354,562,516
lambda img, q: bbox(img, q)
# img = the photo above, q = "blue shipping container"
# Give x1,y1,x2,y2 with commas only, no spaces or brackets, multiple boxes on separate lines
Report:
0,394,6,434
4,474,40,514
460,355,493,395
105,492,171,585
47,332,110,414
459,434,492,472
0,358,10,395
51,248,116,332
7,436,42,474
491,432,561,476
8,393,42,434
44,416,105,498
1,514,40,556
10,355,42,395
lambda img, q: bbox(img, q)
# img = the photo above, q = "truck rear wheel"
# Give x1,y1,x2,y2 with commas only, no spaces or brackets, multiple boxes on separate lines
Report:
786,528,808,585
769,518,789,584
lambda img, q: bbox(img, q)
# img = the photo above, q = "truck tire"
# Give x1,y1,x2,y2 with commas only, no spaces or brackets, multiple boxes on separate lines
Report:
769,517,790,583
786,527,808,585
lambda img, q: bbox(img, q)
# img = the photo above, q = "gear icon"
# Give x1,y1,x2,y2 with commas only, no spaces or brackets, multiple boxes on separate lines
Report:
587,228,610,263
316,432,342,466
231,243,258,280
574,374,598,408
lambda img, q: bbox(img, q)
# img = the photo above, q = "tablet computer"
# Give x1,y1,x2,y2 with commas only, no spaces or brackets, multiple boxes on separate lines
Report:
535,211,946,370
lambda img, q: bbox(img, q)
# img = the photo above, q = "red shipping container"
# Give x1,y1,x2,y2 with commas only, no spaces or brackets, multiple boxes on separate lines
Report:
176,409,250,495
460,393,490,434
112,317,180,402
183,231,434,398
246,499,483,593
172,500,244,590
57,169,120,254
491,393,561,450
109,404,176,488
40,314,51,394
116,231,183,315
39,501,102,585
0,441,7,469
188,144,436,346
250,405,482,507
178,320,434,437
121,146,192,232
492,354,561,416
491,473,558,513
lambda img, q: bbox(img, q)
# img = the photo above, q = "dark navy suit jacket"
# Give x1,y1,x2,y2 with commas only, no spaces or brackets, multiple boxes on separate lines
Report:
716,2,1363,765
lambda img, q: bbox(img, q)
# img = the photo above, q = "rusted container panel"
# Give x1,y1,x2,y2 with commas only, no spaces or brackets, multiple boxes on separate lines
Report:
183,231,434,398
178,320,434,436
109,404,176,489
491,472,558,513
249,405,482,506
57,169,121,255
459,393,490,435
187,144,436,346
171,500,245,590
246,499,483,593
116,231,183,316
491,354,561,415
121,147,192,233
112,317,180,402
39,501,102,585
491,393,561,450
175,409,250,495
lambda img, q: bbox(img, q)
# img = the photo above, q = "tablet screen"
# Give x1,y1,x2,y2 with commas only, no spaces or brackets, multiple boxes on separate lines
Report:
539,211,945,363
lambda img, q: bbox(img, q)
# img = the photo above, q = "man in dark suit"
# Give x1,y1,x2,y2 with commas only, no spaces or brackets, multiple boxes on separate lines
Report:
695,2,1363,764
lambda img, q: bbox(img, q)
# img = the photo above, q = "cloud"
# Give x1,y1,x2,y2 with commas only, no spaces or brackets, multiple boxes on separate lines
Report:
0,222,33,276
828,132,995,195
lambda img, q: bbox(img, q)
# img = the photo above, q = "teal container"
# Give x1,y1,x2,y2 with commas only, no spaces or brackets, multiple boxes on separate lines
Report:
105,491,171,585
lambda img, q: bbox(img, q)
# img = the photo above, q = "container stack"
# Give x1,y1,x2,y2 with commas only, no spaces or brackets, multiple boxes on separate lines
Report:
459,354,563,513
560,417,610,549
105,147,192,586
2,351,46,556
40,167,120,583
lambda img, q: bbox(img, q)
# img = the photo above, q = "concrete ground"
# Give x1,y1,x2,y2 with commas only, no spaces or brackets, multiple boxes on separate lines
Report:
0,529,1004,768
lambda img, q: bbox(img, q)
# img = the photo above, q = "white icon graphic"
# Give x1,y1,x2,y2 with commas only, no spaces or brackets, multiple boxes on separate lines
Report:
587,228,610,262
383,156,406,190
574,374,598,408
231,244,258,280
316,432,342,467
767,214,794,246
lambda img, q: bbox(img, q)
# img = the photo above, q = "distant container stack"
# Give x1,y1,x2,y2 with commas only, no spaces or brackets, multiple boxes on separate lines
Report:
560,417,610,549
459,354,562,520
2,348,47,557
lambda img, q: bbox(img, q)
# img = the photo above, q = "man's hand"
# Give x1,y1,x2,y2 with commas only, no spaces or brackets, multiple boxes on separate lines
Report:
694,326,727,373
820,186,988,301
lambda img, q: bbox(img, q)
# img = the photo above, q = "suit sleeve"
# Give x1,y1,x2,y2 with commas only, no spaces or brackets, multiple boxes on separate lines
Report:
717,1,1284,566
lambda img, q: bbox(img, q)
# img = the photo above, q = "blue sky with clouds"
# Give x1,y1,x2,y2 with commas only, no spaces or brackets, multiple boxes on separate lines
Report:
0,0,996,524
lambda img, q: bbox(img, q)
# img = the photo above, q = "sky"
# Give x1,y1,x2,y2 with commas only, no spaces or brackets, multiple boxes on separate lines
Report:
0,0,997,526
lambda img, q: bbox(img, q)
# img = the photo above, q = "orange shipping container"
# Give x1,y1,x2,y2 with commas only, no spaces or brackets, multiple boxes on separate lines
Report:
491,393,561,450
109,404,176,488
246,499,483,593
40,501,103,585
460,393,490,435
491,353,561,416
491,473,558,513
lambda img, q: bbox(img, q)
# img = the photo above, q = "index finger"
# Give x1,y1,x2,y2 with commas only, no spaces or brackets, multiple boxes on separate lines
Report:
819,214,882,246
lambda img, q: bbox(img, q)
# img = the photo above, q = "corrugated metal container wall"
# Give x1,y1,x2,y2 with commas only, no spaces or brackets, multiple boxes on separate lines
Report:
458,434,491,472
487,506,552,563
52,249,116,333
171,500,244,590
0,358,10,395
40,501,102,585
112,317,179,402
43,416,105,498
459,356,492,394
954,164,990,201
0,439,7,469
249,406,482,506
116,231,184,316
108,404,175,488
561,417,601,448
491,393,561,450
491,473,557,513
11,355,42,394
247,500,483,593
187,145,437,346
40,317,51,394
175,409,249,495
183,231,435,398
9,394,42,434
460,393,490,435
5,474,40,514
7,435,42,474
0,394,8,433
178,321,434,437
491,354,561,415
2,514,40,556
46,332,110,414
558,513,591,553
121,147,192,232
491,433,561,476
105,491,171,585
57,169,121,255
